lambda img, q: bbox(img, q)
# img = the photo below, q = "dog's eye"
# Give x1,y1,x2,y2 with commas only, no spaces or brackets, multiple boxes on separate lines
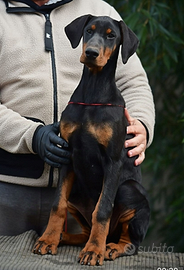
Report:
107,33,115,39
86,29,93,35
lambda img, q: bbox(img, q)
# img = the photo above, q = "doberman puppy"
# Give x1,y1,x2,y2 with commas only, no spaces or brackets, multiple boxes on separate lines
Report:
33,15,150,266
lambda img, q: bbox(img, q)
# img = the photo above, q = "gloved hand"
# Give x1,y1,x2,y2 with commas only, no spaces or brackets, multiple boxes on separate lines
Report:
32,122,71,167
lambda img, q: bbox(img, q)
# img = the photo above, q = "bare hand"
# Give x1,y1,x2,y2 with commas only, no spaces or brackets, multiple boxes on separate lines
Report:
124,108,147,166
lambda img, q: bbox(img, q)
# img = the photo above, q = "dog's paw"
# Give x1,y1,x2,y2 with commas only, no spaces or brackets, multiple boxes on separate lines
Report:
32,237,59,255
105,242,137,260
78,245,105,266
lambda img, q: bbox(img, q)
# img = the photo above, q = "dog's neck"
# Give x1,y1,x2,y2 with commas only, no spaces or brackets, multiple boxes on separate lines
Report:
70,47,121,105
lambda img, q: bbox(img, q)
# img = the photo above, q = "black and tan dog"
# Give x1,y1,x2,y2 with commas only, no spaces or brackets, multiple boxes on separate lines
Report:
33,15,150,266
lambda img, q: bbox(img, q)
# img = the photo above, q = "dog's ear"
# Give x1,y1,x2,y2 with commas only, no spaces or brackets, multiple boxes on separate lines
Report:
119,20,139,64
65,14,94,48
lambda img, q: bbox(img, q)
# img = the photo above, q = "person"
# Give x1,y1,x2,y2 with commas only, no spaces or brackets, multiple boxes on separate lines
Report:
0,0,155,236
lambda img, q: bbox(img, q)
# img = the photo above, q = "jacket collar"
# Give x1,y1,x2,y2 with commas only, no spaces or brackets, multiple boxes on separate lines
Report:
4,0,74,14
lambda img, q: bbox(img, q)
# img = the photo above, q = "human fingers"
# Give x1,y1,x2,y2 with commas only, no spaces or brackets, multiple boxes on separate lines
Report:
135,151,145,166
127,141,145,158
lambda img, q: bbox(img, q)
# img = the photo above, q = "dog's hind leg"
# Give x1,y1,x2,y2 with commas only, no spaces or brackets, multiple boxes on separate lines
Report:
105,208,135,260
60,202,90,245
105,180,150,260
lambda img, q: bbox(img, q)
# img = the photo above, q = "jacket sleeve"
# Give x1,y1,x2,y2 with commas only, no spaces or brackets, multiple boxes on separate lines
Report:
0,102,43,154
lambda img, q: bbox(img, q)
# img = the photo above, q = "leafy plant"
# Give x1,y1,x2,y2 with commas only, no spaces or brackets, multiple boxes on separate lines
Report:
106,0,184,252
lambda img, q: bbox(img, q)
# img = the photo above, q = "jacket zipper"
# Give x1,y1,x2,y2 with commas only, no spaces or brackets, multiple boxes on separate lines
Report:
45,13,58,187
45,13,58,123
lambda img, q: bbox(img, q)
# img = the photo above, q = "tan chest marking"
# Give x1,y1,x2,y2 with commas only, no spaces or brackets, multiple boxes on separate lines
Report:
87,123,113,147
60,121,79,142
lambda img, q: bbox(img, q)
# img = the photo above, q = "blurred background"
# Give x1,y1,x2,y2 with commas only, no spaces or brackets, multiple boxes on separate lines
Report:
105,0,184,252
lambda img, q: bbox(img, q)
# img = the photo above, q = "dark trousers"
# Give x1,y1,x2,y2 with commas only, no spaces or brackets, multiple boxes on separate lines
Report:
0,181,56,236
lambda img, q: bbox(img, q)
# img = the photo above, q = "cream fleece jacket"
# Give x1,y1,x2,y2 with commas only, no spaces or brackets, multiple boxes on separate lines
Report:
0,0,155,187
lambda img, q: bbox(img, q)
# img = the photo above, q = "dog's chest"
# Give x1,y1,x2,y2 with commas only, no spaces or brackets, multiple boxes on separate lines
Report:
60,103,125,152
60,119,113,148
60,105,122,148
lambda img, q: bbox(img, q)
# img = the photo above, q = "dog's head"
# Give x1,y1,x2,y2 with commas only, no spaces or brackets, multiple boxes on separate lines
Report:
65,15,139,71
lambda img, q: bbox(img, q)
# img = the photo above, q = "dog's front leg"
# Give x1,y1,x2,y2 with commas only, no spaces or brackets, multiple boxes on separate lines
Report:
78,160,121,266
33,165,74,255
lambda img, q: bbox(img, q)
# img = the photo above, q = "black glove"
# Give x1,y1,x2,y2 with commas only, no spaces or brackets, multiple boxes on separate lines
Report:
32,122,71,167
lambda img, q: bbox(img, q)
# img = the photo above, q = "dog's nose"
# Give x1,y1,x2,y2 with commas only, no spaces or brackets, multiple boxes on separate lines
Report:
85,48,99,60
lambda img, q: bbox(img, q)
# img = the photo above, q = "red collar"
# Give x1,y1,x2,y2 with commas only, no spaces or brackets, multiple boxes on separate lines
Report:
68,101,124,108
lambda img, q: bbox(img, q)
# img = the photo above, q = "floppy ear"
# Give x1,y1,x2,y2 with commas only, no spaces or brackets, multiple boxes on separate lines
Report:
119,20,139,64
65,14,94,48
